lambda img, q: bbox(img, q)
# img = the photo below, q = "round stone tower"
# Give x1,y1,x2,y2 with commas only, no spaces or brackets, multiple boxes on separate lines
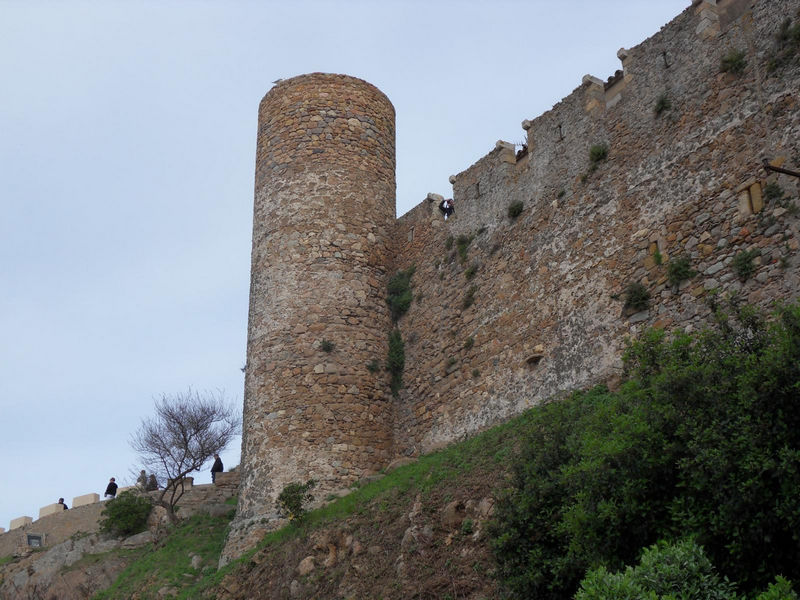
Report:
234,73,396,539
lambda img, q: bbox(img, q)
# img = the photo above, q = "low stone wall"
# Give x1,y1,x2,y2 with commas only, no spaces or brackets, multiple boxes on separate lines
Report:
0,473,240,558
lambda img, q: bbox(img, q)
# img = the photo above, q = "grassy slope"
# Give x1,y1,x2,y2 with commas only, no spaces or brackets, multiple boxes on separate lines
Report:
88,414,530,600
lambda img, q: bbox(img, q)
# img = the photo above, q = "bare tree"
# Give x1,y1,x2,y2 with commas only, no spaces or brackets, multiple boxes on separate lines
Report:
130,389,240,523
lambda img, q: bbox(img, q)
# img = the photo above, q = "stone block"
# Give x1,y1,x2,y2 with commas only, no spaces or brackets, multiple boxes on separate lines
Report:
0,527,4,534
749,183,763,213
39,503,63,518
738,190,752,217
73,493,100,507
10,516,32,530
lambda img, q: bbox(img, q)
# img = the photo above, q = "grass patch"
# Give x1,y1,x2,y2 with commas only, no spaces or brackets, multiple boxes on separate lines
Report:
721,48,746,74
93,512,233,600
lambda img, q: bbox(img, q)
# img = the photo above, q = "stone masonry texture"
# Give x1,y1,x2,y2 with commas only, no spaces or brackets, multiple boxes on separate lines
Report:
228,73,397,555
226,0,800,561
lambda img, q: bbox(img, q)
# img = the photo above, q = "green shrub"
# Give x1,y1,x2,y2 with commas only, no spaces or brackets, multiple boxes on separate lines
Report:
756,577,799,600
508,201,524,219
764,181,784,203
652,248,663,265
387,328,405,396
99,491,152,537
472,369,480,378
654,93,672,116
461,518,474,536
623,282,650,311
731,249,759,280
366,359,380,373
721,48,747,74
491,301,800,597
275,480,316,521
464,263,478,280
589,144,608,165
456,234,474,264
320,339,334,352
463,337,474,350
445,235,454,250
576,539,741,600
386,266,415,321
667,256,696,287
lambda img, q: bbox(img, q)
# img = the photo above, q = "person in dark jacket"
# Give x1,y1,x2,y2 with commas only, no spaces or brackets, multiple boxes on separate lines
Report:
438,198,454,220
104,477,118,499
211,454,223,483
146,474,159,491
58,497,68,510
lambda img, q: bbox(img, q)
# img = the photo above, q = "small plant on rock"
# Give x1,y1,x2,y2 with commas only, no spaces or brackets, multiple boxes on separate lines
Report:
464,263,478,280
387,328,405,396
386,266,415,322
654,93,672,116
732,249,760,281
320,339,335,353
366,359,380,373
721,48,747,74
623,282,650,312
667,256,696,287
508,200,524,220
456,234,474,264
588,144,609,172
763,182,784,203
464,336,474,350
275,479,316,521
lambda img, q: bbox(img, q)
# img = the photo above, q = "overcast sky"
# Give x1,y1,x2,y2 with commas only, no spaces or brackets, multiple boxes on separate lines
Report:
0,0,688,531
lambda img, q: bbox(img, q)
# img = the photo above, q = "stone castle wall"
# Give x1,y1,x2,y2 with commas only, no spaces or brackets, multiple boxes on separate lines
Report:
0,473,240,558
234,73,397,548
227,0,800,561
392,0,800,453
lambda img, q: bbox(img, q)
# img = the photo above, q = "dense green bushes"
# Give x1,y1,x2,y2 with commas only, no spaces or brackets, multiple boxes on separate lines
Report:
99,491,153,537
490,300,800,599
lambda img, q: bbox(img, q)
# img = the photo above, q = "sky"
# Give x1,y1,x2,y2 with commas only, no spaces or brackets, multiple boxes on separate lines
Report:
0,0,689,531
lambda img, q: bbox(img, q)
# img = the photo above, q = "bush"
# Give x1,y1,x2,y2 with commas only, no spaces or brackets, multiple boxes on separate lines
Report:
576,539,741,600
721,49,747,74
764,182,784,203
386,266,415,322
387,328,405,396
275,480,315,521
491,301,800,598
589,144,608,165
464,263,478,280
508,201,524,219
99,491,153,537
667,256,696,287
366,359,380,373
623,282,650,311
757,577,799,600
456,234,474,264
654,93,671,116
320,339,334,352
731,249,759,280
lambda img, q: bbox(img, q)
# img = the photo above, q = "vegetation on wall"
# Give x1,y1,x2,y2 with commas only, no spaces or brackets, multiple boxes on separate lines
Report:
275,480,316,522
320,339,335,353
766,16,800,72
731,249,759,280
667,256,696,287
623,282,650,312
654,92,672,117
387,328,405,396
721,48,747,74
386,266,415,322
507,200,524,220
455,234,474,264
490,300,800,599
588,143,609,173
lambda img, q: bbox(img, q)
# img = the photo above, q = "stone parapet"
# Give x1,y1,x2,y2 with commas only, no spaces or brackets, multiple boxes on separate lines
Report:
73,493,99,508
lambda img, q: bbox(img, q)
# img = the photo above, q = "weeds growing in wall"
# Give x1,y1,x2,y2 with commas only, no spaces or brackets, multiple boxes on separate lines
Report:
275,480,316,522
654,93,672,117
387,266,415,322
667,257,696,288
623,282,650,312
456,234,474,264
387,328,405,396
766,16,800,72
508,201,524,220
721,48,747,74
732,249,760,281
